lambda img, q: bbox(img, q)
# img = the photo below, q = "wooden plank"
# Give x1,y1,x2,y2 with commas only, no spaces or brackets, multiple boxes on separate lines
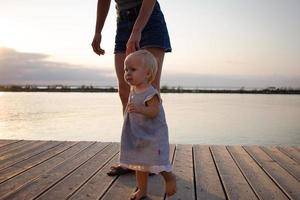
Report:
0,140,47,161
260,146,300,181
167,144,195,200
0,139,298,200
227,145,288,200
0,140,20,148
0,141,47,162
243,145,300,200
0,140,24,151
277,146,300,164
193,145,226,200
0,140,36,156
92,152,135,200
0,140,61,170
68,153,120,200
36,143,120,200
0,141,77,184
0,140,53,158
0,141,94,199
2,142,109,200
293,146,300,152
101,144,176,200
210,145,258,200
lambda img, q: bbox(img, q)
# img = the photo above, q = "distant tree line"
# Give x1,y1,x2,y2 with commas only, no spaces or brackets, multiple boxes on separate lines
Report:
0,84,299,94
0,85,117,93
160,85,300,94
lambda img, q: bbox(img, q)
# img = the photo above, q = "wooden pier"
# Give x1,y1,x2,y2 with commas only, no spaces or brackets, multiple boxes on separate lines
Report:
0,139,299,200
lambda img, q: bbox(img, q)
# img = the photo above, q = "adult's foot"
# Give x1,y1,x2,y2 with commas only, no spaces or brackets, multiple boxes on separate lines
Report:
107,165,134,176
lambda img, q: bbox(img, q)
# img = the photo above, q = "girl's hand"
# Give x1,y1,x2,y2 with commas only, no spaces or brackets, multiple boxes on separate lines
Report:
127,102,142,113
91,33,105,56
126,30,141,56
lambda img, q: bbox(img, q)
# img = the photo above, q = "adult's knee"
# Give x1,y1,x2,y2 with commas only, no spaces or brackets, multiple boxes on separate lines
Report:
118,84,130,102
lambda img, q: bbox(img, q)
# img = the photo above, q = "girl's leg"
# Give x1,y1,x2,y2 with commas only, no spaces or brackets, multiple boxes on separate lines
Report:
160,171,176,196
130,171,149,199
115,53,130,113
144,48,165,92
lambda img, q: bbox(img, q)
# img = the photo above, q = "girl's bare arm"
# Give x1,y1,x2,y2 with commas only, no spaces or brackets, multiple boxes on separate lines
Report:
127,95,160,118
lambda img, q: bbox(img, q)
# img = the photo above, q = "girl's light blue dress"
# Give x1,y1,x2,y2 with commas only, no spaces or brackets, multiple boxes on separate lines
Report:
119,86,172,173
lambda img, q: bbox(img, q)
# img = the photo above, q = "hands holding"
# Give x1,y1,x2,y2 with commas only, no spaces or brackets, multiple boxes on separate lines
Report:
126,30,141,56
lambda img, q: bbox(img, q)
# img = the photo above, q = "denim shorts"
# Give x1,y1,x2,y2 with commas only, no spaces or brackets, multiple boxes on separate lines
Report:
114,2,172,54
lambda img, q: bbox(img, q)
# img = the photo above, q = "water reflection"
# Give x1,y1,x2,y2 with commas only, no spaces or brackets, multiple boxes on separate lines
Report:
0,92,299,145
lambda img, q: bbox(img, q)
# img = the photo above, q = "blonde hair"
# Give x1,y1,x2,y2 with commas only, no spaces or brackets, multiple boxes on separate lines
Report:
125,50,158,83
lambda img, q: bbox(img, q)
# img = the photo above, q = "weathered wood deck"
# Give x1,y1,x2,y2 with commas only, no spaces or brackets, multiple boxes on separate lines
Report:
0,139,299,200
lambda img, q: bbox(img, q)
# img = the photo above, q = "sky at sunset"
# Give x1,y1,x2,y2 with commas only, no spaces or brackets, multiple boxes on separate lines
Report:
0,0,300,88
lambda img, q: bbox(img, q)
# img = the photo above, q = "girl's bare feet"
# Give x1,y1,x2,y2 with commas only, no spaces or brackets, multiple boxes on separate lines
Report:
129,188,148,200
160,171,177,196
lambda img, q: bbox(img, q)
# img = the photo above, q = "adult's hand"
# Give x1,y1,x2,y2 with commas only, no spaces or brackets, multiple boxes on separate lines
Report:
91,33,105,56
126,31,141,56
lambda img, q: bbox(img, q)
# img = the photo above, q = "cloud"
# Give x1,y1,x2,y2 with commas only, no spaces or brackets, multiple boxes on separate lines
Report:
0,47,116,86
1,47,299,88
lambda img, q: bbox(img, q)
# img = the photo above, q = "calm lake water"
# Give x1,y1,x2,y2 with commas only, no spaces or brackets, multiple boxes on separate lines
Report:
0,92,299,145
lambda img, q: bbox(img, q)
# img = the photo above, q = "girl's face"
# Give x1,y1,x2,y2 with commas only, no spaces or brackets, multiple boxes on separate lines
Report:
124,57,150,87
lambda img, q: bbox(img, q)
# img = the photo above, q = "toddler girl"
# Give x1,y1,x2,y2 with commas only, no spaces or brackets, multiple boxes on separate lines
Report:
119,49,176,200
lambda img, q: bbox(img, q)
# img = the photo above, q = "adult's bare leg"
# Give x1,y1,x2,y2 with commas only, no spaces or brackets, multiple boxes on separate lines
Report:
145,48,176,196
144,48,165,92
107,53,132,176
115,53,130,113
114,48,165,112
